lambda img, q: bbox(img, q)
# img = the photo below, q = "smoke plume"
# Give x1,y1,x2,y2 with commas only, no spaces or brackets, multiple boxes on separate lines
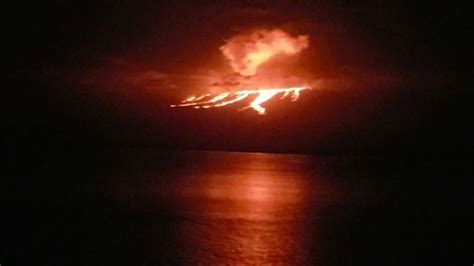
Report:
220,29,309,76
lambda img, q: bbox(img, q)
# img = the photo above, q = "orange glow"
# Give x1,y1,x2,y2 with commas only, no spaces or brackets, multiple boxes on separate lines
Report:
170,29,310,114
220,29,309,76
171,87,309,114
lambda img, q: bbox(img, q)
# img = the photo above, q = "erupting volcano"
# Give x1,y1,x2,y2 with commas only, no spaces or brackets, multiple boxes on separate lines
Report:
171,29,310,114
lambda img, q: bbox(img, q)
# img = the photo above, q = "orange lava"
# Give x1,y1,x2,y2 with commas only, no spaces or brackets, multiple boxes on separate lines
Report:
170,29,310,115
170,87,308,114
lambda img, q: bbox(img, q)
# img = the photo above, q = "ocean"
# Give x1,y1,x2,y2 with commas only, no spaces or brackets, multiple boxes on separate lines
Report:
3,150,472,265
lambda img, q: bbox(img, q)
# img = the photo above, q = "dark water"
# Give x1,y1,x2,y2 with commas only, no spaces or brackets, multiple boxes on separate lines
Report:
3,151,473,265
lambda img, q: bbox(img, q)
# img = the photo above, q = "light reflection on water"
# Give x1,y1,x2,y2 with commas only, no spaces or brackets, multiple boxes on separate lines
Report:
114,151,337,264
8,150,461,265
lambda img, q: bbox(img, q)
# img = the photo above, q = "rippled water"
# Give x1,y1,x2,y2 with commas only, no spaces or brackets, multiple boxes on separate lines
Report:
4,150,471,265
112,151,337,265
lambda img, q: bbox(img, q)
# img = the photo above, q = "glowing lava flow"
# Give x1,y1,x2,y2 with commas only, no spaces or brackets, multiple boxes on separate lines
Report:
170,29,310,114
171,87,308,114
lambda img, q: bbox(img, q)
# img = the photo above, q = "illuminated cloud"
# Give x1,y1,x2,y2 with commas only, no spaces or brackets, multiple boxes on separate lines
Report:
220,29,309,76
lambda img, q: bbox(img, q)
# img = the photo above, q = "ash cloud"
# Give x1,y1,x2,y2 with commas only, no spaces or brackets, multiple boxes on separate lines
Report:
220,29,309,76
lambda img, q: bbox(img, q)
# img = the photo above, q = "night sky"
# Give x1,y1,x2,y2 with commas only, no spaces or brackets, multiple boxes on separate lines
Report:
5,0,473,155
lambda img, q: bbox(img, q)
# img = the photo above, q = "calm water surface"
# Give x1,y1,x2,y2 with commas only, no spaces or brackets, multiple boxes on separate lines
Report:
112,151,337,265
4,150,472,265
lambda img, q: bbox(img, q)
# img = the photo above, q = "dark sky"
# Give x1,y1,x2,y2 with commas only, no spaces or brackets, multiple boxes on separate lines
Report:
5,0,473,154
